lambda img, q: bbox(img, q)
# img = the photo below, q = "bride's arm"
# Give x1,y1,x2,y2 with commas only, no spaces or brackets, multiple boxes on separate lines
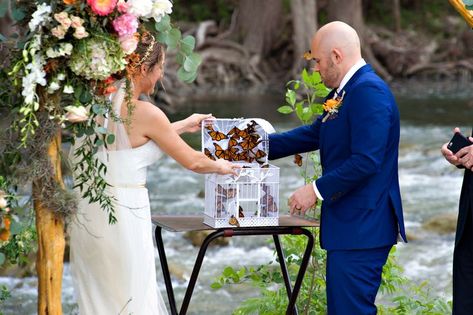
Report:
137,102,238,175
172,113,213,134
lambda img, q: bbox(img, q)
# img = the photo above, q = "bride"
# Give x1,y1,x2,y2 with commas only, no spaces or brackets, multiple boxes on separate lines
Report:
68,32,239,314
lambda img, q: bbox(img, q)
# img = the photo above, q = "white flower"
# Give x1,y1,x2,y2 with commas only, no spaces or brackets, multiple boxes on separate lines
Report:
48,81,61,93
51,25,67,39
28,3,52,32
127,0,153,17
73,26,89,39
70,16,84,28
22,54,46,105
57,73,66,81
54,12,71,29
65,105,89,123
46,43,74,59
0,196,7,209
149,0,173,22
63,85,74,94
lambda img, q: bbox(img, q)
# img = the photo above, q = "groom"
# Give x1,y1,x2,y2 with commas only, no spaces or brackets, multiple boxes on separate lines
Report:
269,21,407,314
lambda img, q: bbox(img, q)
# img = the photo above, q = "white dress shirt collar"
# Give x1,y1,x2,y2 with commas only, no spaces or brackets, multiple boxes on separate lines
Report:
336,58,366,94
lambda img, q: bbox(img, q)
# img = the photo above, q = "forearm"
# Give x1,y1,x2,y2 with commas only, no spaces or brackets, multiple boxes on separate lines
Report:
171,120,187,135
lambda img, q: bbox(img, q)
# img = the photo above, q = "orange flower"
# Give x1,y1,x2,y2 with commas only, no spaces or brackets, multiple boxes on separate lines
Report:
0,229,10,241
3,217,10,230
87,0,117,16
64,0,76,4
323,98,341,112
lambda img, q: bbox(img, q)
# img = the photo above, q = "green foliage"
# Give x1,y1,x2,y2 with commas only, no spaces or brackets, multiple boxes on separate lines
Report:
0,285,11,315
278,70,329,125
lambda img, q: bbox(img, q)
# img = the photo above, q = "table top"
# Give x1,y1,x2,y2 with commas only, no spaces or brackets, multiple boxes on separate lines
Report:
151,215,319,232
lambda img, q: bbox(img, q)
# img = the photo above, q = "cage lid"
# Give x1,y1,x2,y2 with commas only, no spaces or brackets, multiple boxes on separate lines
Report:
201,118,275,165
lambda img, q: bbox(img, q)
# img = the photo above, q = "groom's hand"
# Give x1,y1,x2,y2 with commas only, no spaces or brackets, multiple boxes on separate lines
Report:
288,183,317,215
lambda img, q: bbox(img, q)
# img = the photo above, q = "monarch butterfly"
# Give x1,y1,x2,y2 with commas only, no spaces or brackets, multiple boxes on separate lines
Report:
261,194,278,213
216,184,237,199
294,154,303,167
246,120,258,134
228,215,240,227
238,205,244,218
214,143,231,160
260,163,270,169
228,136,239,148
228,126,247,138
206,125,228,141
204,148,216,161
303,50,312,60
240,137,260,151
252,149,267,159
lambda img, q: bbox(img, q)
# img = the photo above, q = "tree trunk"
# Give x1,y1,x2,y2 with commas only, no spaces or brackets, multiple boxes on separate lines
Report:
327,0,392,81
33,131,65,315
449,0,473,28
290,0,317,76
234,0,283,56
393,0,401,33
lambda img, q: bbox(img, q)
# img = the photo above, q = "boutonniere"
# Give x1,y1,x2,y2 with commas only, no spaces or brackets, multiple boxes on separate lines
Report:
322,90,345,122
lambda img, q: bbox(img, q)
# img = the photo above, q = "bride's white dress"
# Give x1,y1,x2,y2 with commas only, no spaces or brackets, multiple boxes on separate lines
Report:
69,140,168,314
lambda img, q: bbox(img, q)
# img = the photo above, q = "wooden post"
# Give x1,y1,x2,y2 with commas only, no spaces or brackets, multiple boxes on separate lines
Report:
33,131,65,315
449,0,473,28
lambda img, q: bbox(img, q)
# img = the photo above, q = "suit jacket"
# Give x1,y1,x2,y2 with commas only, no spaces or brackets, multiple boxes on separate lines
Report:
455,129,473,246
269,64,407,251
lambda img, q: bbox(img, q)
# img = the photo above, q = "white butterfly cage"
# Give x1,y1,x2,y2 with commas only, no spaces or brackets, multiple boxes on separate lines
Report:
202,118,280,228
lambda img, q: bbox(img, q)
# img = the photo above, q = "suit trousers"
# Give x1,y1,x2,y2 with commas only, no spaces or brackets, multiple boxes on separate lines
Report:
453,206,473,315
326,245,392,315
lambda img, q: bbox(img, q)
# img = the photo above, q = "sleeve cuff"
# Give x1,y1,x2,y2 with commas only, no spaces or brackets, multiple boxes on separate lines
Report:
312,181,324,200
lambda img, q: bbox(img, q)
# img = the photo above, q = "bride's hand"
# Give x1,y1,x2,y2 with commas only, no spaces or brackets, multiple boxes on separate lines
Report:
215,159,241,176
183,113,214,133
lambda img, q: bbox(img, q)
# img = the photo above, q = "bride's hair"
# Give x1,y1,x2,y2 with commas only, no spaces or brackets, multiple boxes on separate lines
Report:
134,32,165,71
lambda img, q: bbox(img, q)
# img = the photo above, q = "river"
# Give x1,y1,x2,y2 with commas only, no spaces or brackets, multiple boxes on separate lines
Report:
0,90,471,314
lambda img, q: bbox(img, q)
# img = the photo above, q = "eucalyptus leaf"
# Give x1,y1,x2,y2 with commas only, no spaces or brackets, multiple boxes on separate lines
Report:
0,252,4,265
156,31,168,45
175,51,186,65
183,53,202,73
177,66,197,83
95,139,104,147
95,126,107,134
166,28,181,50
467,4,473,9
180,35,196,55
155,15,171,32
11,7,25,21
9,220,22,235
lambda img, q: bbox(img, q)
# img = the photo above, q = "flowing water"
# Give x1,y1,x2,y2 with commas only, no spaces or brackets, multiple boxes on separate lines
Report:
1,91,472,314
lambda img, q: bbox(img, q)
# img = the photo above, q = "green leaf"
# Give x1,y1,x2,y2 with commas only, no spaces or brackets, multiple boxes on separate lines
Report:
166,28,181,50
95,126,107,134
92,103,103,115
0,252,5,265
183,52,202,73
295,102,303,121
180,35,196,55
223,266,235,277
285,90,296,106
156,31,168,45
277,105,294,114
95,138,104,147
155,15,171,32
106,134,115,145
177,66,198,83
9,220,22,235
210,282,222,289
467,4,473,9
175,51,186,65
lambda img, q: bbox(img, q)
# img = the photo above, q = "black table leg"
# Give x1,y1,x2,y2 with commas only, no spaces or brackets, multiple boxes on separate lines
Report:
285,228,314,315
155,226,178,315
274,235,298,315
179,229,225,315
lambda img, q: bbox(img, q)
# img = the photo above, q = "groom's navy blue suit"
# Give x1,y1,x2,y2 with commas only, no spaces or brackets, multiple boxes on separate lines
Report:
269,64,407,314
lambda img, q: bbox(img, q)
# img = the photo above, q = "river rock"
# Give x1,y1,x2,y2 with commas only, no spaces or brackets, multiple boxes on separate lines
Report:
183,230,230,247
422,212,457,234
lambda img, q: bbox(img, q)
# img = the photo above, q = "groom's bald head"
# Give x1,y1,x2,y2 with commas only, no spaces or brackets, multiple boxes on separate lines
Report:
310,21,362,88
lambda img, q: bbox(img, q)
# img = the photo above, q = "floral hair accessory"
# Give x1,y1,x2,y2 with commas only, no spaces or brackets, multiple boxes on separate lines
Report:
136,33,156,67
322,90,345,122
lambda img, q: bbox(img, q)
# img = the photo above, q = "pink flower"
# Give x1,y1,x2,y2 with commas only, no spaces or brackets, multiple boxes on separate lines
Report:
87,0,117,16
117,0,129,13
54,12,72,29
119,34,138,54
70,16,84,28
112,13,138,37
73,26,89,39
51,25,67,39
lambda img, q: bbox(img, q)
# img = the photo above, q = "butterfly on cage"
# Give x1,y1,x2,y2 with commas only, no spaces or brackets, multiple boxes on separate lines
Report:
216,184,237,200
206,125,228,141
238,205,245,218
303,50,312,61
228,136,239,149
260,163,270,169
246,120,258,134
215,199,225,217
228,215,240,227
261,194,278,213
204,148,216,161
228,126,248,139
213,143,231,160
294,154,303,167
